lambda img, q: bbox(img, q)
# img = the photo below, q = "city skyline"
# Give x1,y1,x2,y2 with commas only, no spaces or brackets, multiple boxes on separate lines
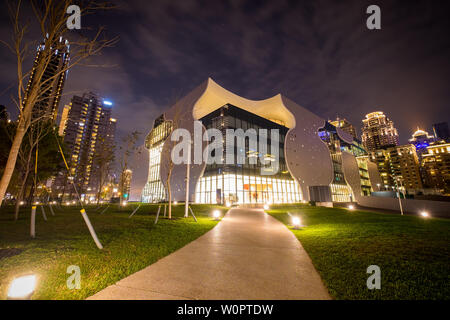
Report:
1,0,449,200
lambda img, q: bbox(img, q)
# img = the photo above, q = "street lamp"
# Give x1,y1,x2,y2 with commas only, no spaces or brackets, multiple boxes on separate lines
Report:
213,210,221,221
7,274,37,300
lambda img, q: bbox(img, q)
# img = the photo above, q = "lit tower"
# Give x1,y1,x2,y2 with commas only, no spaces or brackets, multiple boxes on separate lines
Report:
361,111,399,151
54,92,116,201
23,37,70,122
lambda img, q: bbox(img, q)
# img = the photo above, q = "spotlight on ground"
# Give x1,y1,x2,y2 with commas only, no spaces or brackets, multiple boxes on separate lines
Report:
213,210,221,221
263,204,269,210
292,216,301,229
420,211,429,218
348,204,355,210
7,274,36,300
173,201,178,205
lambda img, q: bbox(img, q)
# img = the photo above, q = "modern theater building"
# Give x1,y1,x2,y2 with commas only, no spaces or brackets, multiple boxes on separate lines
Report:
141,78,382,205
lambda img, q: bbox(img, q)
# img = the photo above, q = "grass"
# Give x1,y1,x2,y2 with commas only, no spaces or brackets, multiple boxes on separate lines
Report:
268,204,450,300
0,203,226,299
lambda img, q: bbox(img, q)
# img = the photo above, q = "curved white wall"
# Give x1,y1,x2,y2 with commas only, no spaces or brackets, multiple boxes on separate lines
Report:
281,96,334,201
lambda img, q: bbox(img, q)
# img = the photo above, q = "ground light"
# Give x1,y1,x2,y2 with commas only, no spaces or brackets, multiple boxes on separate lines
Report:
122,201,128,206
263,204,269,210
7,275,37,300
420,211,429,218
213,210,221,221
292,216,301,230
66,201,71,206
348,204,355,210
225,201,231,207
173,201,178,205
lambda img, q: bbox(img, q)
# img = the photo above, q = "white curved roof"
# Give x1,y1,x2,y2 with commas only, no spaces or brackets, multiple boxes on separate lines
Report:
193,78,296,128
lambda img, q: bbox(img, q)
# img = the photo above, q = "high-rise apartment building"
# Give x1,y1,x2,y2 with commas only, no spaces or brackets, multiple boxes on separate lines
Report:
370,145,423,193
54,92,116,201
361,112,399,151
23,37,69,122
432,122,450,142
330,117,357,139
421,142,450,194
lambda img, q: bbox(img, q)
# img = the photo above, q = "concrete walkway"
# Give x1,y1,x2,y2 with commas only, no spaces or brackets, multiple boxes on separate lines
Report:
88,208,331,300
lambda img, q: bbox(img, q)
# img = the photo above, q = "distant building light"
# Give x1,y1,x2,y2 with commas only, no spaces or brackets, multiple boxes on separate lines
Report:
103,101,113,106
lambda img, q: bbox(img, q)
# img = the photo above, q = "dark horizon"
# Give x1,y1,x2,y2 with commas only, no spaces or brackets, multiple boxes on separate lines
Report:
1,0,449,199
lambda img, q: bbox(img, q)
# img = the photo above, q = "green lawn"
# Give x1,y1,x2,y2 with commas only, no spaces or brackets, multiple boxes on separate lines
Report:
0,203,226,299
268,204,450,300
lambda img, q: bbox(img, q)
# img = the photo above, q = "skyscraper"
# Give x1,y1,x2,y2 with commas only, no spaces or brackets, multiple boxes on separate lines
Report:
432,122,450,142
421,142,450,194
361,111,399,151
54,92,116,201
23,37,70,122
330,117,357,139
370,145,423,193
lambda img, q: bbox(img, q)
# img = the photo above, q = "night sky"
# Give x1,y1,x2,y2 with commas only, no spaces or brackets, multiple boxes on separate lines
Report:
1,0,449,200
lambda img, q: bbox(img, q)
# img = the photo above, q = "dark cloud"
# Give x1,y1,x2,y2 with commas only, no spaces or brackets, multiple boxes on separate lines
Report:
1,0,449,200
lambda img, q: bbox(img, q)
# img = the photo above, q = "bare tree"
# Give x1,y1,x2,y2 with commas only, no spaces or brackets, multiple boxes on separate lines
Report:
93,136,115,204
13,120,54,220
161,106,183,220
118,131,140,205
0,0,117,206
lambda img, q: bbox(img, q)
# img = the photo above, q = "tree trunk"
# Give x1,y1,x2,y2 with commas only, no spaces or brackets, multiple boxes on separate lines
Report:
0,123,27,207
14,168,30,221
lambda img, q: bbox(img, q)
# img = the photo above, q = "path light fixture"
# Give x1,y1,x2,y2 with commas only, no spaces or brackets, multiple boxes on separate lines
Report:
19,201,25,205
292,216,301,229
173,201,178,205
263,204,269,210
213,210,221,221
7,274,37,300
348,204,355,210
122,201,128,206
66,201,71,206
225,201,231,207
420,211,429,218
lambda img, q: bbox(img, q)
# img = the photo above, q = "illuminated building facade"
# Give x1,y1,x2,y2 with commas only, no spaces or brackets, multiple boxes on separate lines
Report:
330,118,357,139
53,92,116,201
421,142,450,194
141,78,382,205
195,104,301,205
361,112,399,151
409,128,436,155
23,37,69,122
141,115,173,202
370,144,423,193
319,122,372,202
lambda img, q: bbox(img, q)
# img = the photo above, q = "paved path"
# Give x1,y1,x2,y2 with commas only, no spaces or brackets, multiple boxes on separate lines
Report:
88,208,331,300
